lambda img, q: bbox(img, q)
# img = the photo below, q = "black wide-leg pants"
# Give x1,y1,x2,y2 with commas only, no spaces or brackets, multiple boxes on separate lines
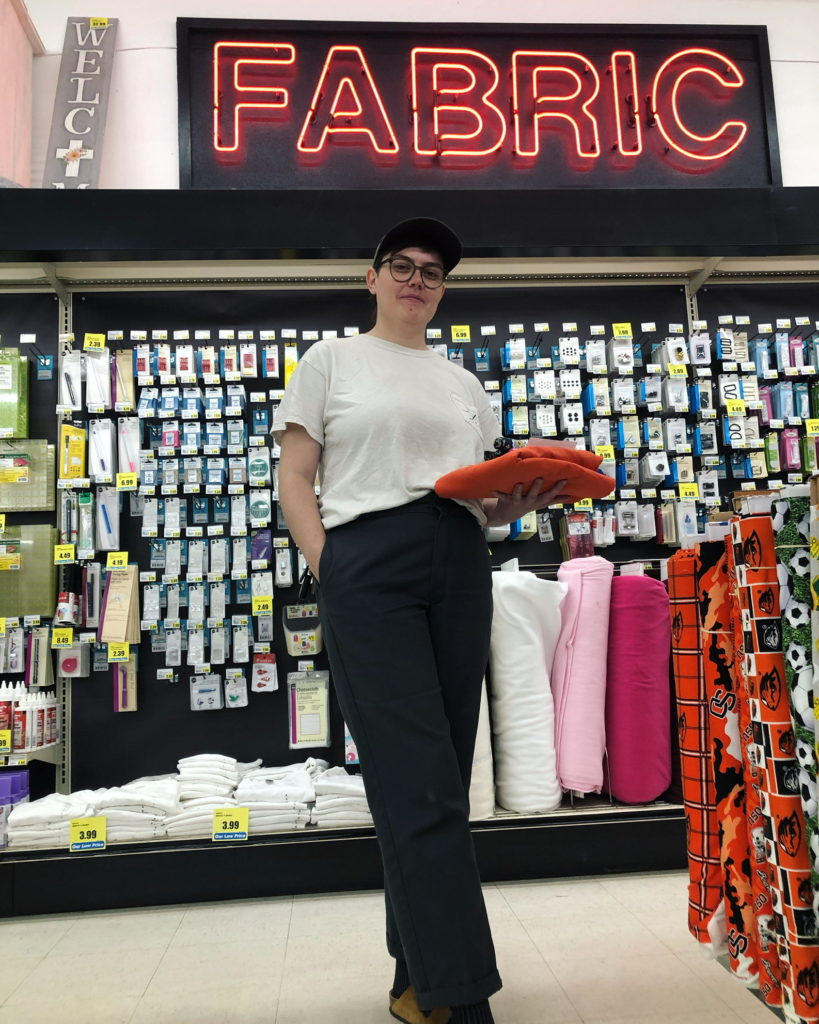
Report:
316,493,501,1011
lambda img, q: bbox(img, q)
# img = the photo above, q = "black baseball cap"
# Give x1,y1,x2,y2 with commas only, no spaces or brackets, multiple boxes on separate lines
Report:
373,217,462,275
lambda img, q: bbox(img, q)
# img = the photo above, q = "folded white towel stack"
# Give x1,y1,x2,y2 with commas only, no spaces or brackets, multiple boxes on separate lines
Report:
311,768,373,828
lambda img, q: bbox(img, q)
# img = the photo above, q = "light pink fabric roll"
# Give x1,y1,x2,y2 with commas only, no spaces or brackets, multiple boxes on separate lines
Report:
604,575,671,803
552,557,614,793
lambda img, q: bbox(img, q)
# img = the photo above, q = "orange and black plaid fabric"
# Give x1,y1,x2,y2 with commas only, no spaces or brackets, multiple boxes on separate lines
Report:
696,541,759,985
725,534,784,1006
668,548,722,942
731,514,819,1022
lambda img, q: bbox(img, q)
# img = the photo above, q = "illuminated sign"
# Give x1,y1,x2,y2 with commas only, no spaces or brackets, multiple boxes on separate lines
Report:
178,21,780,189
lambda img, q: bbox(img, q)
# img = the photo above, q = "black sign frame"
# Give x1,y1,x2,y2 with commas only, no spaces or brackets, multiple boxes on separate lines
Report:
178,19,781,192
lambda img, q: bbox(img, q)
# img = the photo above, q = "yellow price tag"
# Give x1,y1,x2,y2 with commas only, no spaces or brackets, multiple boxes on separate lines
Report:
252,595,273,615
574,498,594,510
450,325,471,343
679,483,700,500
116,472,138,491
0,553,21,571
54,544,75,564
107,642,130,662
0,619,6,638
0,729,10,753
69,816,107,851
83,333,105,351
212,806,249,841
612,323,633,340
667,364,687,377
725,399,746,416
52,627,74,648
0,515,6,532
106,551,128,570
594,445,615,461
89,17,109,28
806,419,819,436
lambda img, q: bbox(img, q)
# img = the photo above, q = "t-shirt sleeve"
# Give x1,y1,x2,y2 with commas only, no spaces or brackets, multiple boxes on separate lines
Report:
474,381,501,452
271,356,327,445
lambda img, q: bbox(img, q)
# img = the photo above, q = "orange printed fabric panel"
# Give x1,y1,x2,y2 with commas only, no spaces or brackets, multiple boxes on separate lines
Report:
731,515,819,1022
668,548,722,943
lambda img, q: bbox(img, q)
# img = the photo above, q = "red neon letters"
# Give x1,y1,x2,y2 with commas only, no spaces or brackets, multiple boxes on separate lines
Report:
651,48,747,160
411,48,506,157
212,40,750,167
213,41,296,152
297,46,399,154
512,51,601,158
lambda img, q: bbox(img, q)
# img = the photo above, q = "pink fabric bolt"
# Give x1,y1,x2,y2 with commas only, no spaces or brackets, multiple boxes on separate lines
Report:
604,575,672,803
551,556,614,793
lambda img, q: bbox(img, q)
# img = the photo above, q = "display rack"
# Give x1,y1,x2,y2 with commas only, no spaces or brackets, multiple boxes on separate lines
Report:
1,186,818,918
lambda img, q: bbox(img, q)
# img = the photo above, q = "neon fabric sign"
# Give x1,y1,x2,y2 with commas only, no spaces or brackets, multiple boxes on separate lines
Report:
181,21,780,189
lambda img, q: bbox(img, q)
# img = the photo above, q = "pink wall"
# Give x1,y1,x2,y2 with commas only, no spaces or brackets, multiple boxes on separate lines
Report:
0,0,35,186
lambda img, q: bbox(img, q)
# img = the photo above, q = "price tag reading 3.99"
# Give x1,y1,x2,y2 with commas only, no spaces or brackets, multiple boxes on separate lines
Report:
212,806,249,841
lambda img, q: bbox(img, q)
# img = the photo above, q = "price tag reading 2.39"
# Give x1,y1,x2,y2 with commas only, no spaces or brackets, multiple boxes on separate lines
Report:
212,806,249,841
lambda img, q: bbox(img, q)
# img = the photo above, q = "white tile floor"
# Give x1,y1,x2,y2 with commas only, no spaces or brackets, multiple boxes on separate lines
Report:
0,869,782,1024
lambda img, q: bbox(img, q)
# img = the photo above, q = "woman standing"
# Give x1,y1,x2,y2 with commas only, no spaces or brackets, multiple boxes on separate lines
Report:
275,218,564,1024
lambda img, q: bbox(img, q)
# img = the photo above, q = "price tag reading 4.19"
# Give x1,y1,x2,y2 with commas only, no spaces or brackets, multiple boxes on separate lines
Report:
106,551,128,570
212,807,249,841
69,816,107,851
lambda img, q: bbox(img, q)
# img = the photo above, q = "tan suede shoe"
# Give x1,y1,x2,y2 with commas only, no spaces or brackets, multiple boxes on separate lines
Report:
389,985,452,1024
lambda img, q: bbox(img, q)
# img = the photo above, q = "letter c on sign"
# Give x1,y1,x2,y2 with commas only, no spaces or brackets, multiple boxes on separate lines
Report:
64,107,95,135
651,48,748,161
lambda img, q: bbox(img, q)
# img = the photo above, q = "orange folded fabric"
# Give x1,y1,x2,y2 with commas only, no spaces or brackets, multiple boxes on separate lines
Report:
435,447,615,504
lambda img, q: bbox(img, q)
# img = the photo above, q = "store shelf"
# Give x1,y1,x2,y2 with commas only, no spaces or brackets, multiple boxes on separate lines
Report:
0,800,685,916
0,744,62,768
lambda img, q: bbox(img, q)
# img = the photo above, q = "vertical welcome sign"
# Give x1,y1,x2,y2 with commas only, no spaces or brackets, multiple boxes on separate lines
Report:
42,17,118,189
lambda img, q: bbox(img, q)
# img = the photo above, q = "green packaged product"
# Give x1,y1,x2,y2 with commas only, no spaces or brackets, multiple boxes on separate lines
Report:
0,349,29,439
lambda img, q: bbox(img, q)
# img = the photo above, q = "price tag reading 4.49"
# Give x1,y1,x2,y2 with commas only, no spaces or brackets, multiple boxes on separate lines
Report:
69,816,107,851
252,595,273,616
54,544,75,564
106,551,128,570
450,325,471,343
212,807,249,841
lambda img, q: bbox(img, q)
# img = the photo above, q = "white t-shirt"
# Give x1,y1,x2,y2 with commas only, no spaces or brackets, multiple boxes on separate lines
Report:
272,333,500,529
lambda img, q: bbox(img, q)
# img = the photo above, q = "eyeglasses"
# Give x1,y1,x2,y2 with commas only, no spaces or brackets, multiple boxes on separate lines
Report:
378,256,446,289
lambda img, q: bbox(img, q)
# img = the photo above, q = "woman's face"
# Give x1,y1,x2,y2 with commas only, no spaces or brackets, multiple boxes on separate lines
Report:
366,246,447,327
